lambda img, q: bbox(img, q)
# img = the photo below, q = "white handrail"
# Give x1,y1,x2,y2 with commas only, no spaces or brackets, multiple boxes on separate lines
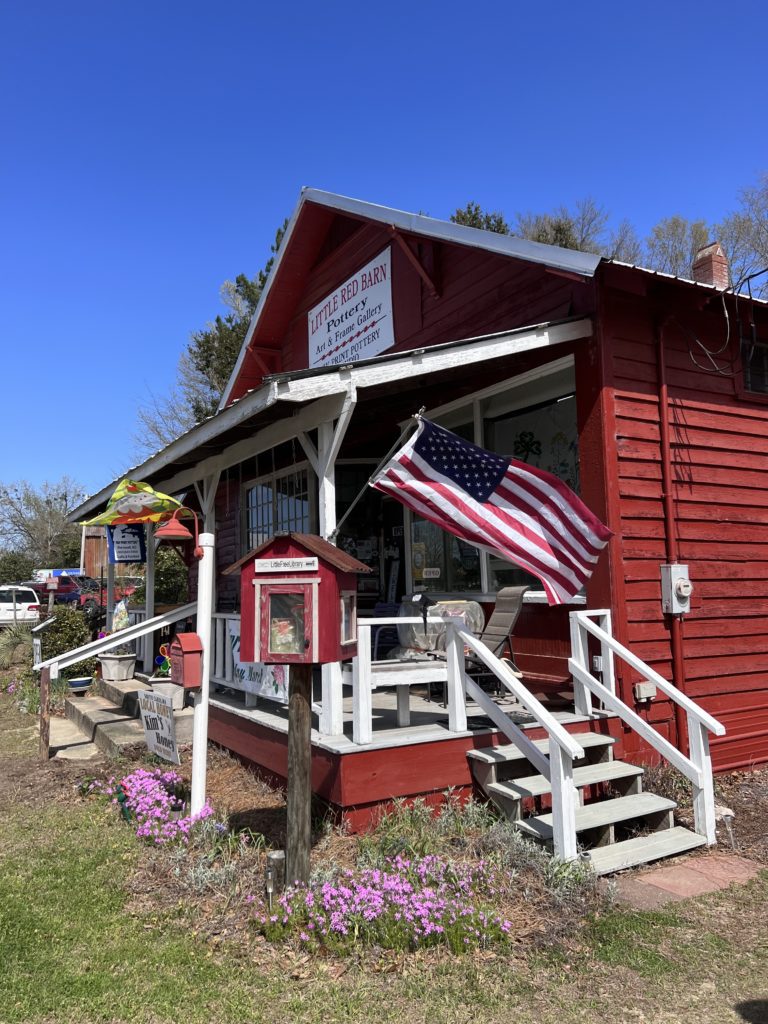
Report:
352,615,584,861
571,611,725,736
457,626,585,761
33,602,198,673
451,623,582,861
569,609,725,845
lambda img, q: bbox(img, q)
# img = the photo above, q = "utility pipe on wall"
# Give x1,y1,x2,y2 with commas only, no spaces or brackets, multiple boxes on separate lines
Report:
655,318,689,753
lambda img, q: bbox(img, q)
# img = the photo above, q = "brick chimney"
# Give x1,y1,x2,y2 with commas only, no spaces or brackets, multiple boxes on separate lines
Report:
692,242,730,290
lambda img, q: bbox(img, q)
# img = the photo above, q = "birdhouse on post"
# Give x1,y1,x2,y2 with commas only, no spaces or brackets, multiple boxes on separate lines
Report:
226,532,371,667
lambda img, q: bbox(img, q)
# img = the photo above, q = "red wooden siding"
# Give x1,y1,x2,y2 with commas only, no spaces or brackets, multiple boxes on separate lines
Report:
602,283,768,770
208,704,623,832
278,219,593,374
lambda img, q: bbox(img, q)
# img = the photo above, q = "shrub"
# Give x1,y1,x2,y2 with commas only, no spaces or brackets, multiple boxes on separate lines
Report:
131,547,188,605
0,622,33,670
357,793,497,865
40,606,97,678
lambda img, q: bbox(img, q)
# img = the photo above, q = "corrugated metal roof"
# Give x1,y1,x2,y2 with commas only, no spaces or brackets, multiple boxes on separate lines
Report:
605,258,768,305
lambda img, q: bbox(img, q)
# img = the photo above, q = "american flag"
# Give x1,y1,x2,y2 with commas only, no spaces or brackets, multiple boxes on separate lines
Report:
371,418,612,605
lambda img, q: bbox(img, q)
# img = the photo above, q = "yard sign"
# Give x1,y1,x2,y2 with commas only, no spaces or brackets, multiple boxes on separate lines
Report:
138,690,180,764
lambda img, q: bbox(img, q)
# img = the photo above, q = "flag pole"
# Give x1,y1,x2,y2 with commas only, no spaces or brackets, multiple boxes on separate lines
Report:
329,408,424,542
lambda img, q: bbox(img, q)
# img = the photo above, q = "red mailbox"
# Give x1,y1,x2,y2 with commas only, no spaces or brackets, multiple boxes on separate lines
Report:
224,533,371,665
169,632,203,689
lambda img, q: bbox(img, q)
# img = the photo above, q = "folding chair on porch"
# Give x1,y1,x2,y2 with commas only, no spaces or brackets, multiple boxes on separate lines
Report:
465,585,529,694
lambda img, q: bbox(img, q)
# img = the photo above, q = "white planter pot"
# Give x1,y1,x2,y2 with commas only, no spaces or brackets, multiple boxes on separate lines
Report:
98,652,137,682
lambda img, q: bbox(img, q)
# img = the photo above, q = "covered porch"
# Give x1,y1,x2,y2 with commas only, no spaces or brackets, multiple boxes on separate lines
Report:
80,315,598,741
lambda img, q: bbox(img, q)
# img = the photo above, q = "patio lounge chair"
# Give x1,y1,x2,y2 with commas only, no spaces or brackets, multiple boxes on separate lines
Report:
465,585,529,692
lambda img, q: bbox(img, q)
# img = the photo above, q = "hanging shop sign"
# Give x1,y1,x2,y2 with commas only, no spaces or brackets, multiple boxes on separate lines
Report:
138,690,180,764
107,524,147,564
308,247,394,369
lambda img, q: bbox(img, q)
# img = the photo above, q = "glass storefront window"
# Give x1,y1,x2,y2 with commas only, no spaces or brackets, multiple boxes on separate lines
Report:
411,517,482,593
245,467,311,549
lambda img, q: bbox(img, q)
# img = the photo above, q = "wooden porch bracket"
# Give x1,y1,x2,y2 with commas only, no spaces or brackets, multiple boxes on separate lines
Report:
389,227,441,299
248,345,283,378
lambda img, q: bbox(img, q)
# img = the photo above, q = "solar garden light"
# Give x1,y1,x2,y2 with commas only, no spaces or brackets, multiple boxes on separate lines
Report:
265,849,286,910
265,864,275,911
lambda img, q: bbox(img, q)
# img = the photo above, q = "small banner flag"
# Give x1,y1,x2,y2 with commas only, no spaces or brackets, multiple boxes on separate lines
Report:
81,479,185,526
370,418,612,606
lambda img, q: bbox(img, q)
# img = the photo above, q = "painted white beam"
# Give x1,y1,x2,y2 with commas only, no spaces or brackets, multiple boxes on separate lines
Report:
74,319,590,522
152,394,348,500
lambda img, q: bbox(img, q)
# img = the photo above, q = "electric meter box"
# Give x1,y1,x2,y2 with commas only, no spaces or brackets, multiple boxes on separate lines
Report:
661,564,693,615
224,533,371,666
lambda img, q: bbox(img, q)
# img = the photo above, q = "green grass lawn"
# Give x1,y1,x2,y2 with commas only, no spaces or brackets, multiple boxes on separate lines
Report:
1,693,767,1024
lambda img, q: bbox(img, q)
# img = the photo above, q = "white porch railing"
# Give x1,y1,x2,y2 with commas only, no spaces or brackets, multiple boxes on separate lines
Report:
211,612,239,690
34,602,198,678
350,610,725,860
351,617,457,744
568,609,725,845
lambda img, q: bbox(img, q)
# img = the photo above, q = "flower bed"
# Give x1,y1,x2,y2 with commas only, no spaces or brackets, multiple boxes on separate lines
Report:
85,767,214,845
254,853,513,954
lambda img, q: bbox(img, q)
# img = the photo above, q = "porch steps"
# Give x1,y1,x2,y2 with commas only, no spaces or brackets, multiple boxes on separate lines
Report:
60,679,193,758
587,827,707,875
469,732,707,876
487,759,644,803
514,792,677,841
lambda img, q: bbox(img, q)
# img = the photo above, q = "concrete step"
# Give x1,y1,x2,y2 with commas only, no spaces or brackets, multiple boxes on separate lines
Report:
586,826,707,876
64,693,194,757
49,716,102,761
488,759,644,804
514,792,677,842
92,677,152,715
467,732,616,765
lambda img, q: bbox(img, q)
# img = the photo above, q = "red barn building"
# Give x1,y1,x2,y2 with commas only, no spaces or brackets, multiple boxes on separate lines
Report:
72,190,768,851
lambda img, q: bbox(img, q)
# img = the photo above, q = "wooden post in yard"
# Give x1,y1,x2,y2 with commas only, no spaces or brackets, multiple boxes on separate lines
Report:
285,662,313,886
39,667,51,760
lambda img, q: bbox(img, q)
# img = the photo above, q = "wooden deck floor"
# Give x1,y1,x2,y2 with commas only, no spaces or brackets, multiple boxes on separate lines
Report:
209,682,608,754
207,682,620,830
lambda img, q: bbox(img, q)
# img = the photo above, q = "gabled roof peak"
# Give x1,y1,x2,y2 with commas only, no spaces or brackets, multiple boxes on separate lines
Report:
219,188,602,409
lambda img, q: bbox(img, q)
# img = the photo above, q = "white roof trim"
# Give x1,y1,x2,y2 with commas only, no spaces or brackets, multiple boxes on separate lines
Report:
72,317,592,521
218,188,602,409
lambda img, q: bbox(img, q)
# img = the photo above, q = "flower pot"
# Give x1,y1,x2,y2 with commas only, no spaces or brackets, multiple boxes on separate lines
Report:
68,676,92,695
98,652,137,682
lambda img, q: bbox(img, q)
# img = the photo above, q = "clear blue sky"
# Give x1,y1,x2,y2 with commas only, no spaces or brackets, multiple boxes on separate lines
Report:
2,0,766,500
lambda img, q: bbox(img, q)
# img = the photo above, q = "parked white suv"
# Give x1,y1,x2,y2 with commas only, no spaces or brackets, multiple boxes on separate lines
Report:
0,586,42,626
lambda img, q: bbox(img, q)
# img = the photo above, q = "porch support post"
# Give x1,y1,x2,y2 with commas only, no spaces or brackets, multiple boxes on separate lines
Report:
143,524,155,673
190,531,215,816
106,560,115,631
445,622,468,733
317,386,357,737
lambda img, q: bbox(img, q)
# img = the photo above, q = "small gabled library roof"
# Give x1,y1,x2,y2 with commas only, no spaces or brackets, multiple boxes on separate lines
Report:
223,532,372,576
